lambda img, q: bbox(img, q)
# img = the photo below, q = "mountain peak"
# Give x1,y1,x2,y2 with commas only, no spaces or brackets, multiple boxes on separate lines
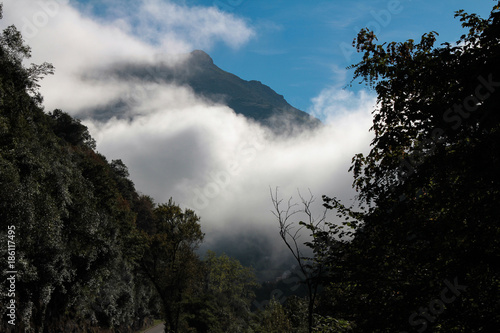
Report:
190,50,213,65
94,50,321,135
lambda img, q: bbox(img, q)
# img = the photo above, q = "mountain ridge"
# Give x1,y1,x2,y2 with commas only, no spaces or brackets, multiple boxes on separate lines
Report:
87,50,321,135
185,50,321,134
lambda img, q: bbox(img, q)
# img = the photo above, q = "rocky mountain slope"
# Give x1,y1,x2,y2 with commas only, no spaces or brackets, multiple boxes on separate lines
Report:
88,50,321,135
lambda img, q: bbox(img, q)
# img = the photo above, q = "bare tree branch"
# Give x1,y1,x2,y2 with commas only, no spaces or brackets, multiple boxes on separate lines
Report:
270,187,329,333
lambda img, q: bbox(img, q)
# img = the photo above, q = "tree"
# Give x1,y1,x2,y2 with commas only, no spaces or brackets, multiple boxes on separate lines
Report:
255,297,293,333
201,250,259,332
49,109,96,149
271,188,331,333
139,199,204,333
314,2,500,332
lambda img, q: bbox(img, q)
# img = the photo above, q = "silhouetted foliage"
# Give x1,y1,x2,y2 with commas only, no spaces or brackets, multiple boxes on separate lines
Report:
309,2,500,332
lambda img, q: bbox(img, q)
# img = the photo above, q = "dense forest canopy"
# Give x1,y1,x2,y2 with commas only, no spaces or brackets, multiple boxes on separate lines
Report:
1,1,499,332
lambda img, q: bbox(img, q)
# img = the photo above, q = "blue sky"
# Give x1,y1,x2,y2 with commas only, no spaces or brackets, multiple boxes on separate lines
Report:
210,0,493,111
73,0,495,112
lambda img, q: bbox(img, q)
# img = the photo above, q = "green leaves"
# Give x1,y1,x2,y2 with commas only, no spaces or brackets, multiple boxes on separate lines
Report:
0,24,31,62
139,199,204,332
202,251,259,332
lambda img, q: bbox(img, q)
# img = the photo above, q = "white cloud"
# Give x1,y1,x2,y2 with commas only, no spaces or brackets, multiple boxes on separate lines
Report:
83,81,374,258
0,0,255,112
138,0,255,50
310,85,376,124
